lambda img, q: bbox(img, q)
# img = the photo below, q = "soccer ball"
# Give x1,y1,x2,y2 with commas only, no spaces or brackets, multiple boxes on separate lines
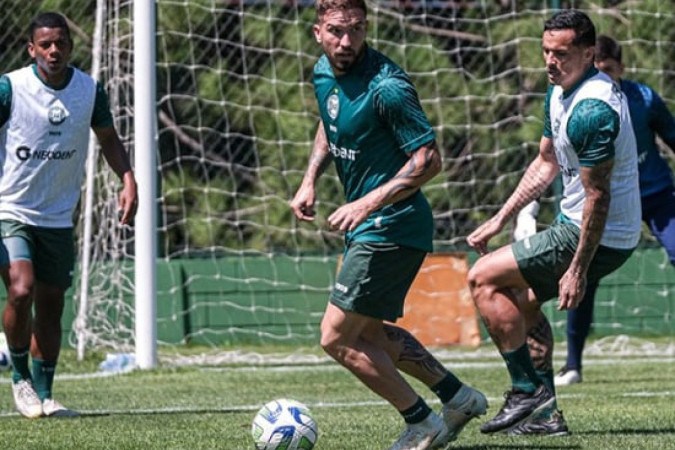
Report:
0,332,12,371
251,398,318,450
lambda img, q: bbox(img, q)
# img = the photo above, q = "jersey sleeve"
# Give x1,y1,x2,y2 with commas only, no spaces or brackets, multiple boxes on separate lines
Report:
543,85,554,138
0,75,12,128
91,82,114,128
373,76,435,154
646,87,675,152
567,98,619,166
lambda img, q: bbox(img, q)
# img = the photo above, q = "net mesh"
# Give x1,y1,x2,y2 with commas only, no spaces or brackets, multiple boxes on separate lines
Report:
0,1,672,359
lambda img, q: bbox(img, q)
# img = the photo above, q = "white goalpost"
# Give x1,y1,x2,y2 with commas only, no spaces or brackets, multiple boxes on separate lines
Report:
132,0,158,369
76,0,158,367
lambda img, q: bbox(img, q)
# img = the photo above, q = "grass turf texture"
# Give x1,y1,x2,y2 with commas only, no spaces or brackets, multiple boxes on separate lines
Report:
0,343,673,449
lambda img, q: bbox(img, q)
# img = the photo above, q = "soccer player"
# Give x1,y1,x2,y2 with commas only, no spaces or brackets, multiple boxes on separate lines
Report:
290,1,486,448
466,10,640,435
0,12,137,418
552,34,675,386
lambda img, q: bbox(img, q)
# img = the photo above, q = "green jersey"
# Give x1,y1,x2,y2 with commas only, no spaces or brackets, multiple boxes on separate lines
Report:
313,47,435,252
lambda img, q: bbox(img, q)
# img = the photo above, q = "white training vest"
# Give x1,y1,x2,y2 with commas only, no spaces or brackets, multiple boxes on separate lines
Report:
0,66,95,227
549,72,641,249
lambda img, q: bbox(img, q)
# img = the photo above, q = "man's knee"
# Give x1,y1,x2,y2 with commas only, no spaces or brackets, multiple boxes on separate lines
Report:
6,283,32,307
467,257,501,309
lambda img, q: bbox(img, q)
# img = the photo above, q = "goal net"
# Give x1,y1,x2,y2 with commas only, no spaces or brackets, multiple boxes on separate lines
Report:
0,1,672,362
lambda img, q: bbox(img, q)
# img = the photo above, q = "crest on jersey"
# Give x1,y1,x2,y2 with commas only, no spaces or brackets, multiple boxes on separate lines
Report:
327,94,339,120
48,105,67,125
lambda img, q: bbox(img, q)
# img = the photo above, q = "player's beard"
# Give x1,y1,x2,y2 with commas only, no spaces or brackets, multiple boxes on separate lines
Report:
330,47,365,74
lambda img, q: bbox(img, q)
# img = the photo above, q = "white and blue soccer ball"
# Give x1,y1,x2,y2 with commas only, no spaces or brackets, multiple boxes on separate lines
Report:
0,332,12,371
251,398,318,450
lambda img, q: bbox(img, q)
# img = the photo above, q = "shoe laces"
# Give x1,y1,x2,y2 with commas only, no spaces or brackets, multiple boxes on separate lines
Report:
501,389,529,409
15,380,40,403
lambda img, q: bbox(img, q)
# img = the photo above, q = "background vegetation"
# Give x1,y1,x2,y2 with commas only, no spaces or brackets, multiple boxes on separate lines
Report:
0,1,672,257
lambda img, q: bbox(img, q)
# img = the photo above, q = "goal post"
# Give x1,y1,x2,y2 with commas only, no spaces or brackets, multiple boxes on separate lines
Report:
133,0,158,369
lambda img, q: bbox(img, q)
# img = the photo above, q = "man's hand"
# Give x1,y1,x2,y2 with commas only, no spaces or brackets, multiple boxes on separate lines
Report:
326,199,373,232
290,184,317,222
467,216,504,255
118,171,137,225
557,269,587,310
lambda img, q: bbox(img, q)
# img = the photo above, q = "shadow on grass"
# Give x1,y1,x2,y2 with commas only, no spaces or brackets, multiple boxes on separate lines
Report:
573,427,675,437
453,445,580,450
74,406,255,418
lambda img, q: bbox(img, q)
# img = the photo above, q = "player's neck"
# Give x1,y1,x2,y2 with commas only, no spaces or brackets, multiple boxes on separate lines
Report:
33,64,71,89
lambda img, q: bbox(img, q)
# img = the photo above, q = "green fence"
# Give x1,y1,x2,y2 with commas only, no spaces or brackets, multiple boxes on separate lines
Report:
2,247,672,348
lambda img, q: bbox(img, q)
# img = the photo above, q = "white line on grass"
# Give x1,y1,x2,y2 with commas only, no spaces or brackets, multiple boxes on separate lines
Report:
1,390,673,419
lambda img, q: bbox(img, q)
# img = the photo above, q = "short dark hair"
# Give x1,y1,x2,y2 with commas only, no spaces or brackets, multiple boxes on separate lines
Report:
28,12,71,43
595,34,622,63
315,0,367,21
544,9,596,48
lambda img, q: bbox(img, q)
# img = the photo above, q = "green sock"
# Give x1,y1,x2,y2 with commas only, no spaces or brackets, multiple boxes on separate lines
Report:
537,368,555,394
502,343,541,393
9,345,31,384
32,358,57,401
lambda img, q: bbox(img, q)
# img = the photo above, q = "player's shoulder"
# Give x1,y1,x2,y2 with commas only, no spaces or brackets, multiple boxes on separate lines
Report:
313,54,332,78
69,66,96,84
3,65,32,82
621,78,656,104
365,48,412,95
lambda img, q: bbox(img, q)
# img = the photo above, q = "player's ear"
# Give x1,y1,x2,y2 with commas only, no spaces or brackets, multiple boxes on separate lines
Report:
312,23,321,44
27,41,36,59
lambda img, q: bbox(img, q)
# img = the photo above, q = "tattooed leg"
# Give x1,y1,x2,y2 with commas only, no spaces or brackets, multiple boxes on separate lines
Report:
526,310,554,373
382,323,447,386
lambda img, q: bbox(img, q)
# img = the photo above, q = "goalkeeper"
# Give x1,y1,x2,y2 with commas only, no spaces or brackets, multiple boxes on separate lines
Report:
0,12,137,418
291,1,486,449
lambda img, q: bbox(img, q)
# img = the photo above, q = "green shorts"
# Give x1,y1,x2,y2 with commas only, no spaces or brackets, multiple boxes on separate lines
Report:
512,221,634,302
330,242,426,322
0,220,75,289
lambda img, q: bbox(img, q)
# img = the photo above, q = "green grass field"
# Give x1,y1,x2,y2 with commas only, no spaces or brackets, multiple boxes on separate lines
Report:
0,340,673,450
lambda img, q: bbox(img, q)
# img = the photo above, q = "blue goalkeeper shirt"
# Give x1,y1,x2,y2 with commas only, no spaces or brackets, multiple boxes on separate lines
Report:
620,79,675,197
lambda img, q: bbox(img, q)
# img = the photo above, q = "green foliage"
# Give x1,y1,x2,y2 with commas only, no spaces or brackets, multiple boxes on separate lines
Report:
1,1,672,255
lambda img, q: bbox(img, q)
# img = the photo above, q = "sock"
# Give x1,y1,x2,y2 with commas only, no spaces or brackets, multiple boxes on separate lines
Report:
32,358,57,401
400,396,432,425
9,345,31,384
431,372,463,404
566,280,596,371
502,343,541,393
537,368,555,395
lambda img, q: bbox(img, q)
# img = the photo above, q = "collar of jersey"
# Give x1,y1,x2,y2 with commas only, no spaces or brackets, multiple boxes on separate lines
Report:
562,66,599,99
31,64,74,91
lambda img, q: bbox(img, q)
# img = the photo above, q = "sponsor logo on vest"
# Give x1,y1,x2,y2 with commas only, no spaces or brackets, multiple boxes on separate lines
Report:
48,105,68,125
560,165,578,178
16,146,77,161
328,141,358,161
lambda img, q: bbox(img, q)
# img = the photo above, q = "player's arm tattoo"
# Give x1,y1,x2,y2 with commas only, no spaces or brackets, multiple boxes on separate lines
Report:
496,137,558,224
303,122,333,183
571,160,613,274
383,324,446,377
376,142,441,205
